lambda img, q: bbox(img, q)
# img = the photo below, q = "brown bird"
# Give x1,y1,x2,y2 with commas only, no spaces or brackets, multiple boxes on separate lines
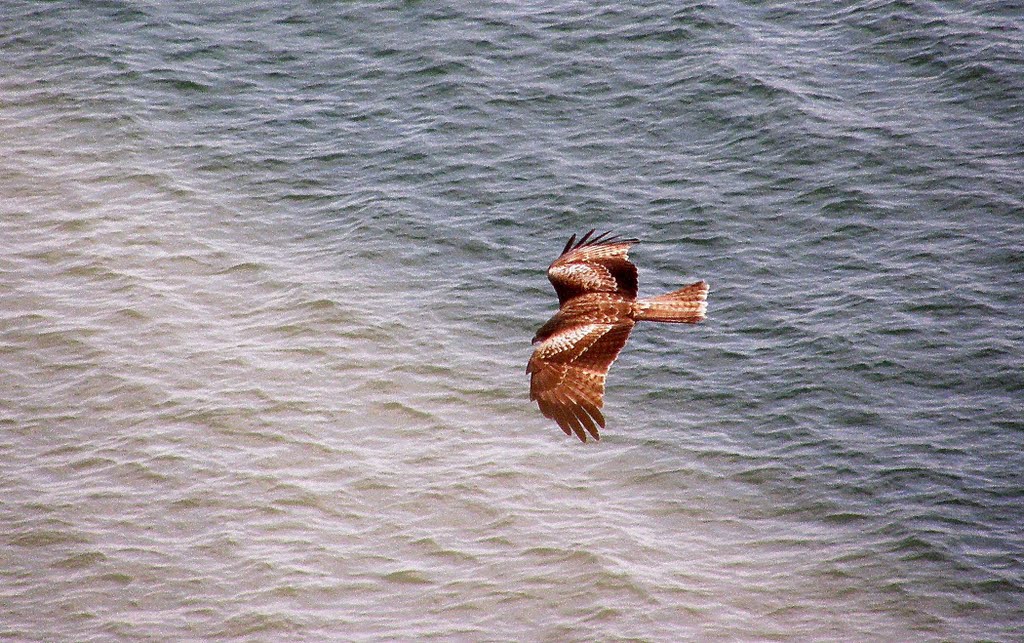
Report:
527,230,708,442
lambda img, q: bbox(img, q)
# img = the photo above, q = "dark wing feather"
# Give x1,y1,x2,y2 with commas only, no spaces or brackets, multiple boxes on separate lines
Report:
547,230,639,305
527,321,634,442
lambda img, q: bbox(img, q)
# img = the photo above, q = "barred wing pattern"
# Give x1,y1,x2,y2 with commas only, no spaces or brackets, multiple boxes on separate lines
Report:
527,321,633,442
528,230,708,442
528,231,639,442
545,230,639,304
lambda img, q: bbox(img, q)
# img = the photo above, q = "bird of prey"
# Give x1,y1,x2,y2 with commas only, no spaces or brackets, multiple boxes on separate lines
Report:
527,230,708,442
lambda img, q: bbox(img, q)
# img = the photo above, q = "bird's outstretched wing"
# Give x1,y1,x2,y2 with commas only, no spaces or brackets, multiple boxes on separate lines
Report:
527,320,634,442
547,230,639,305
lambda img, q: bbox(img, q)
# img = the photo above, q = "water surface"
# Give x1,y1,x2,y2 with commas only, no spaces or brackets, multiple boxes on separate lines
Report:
2,1,1022,639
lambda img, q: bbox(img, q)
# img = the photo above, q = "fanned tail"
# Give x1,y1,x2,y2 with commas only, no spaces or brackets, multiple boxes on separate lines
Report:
635,280,708,323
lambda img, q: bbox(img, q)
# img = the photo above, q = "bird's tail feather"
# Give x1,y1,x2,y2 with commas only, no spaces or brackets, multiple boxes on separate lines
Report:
635,280,708,323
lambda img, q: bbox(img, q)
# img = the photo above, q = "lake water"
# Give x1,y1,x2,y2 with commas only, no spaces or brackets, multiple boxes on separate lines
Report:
2,1,1022,640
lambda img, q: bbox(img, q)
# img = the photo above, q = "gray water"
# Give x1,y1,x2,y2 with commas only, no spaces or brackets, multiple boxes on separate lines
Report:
2,1,1023,640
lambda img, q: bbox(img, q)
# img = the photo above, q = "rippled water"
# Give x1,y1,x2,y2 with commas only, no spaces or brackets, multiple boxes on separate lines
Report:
2,1,1023,640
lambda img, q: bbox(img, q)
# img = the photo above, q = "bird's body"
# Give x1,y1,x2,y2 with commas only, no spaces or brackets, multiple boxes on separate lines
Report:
527,230,708,442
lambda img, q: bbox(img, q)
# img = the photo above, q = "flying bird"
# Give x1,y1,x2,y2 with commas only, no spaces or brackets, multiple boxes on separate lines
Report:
527,230,708,442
